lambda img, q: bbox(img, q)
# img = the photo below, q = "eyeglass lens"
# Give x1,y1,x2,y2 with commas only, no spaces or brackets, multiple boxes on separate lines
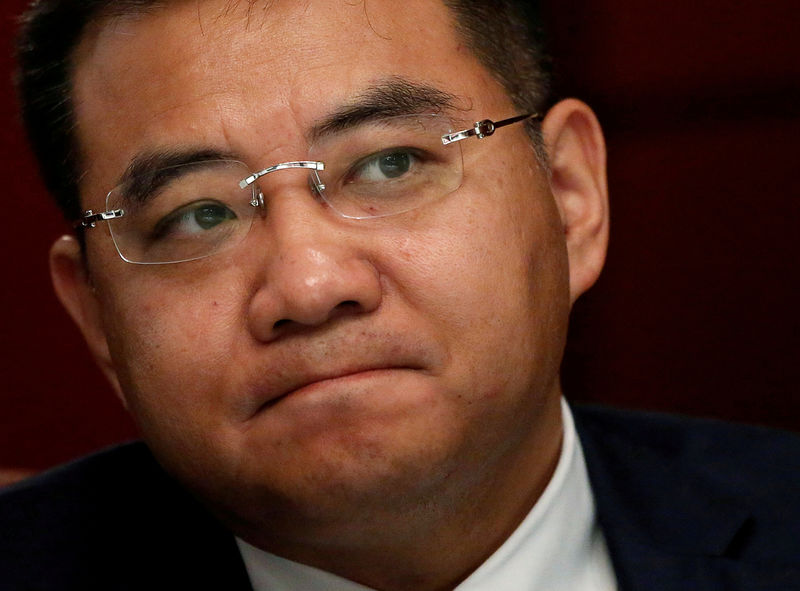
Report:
104,113,465,264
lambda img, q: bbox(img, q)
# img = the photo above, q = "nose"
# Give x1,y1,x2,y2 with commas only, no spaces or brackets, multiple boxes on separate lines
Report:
246,182,383,342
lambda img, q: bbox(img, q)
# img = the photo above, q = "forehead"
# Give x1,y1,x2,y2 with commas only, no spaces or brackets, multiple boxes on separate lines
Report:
71,0,512,195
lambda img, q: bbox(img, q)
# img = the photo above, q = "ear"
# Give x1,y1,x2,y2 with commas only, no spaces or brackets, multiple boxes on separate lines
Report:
50,235,125,406
542,98,609,305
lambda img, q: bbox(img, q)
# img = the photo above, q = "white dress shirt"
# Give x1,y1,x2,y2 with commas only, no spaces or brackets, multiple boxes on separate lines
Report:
237,399,618,590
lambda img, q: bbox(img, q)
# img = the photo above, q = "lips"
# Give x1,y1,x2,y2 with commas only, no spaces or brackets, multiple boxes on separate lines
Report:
256,364,420,412
242,336,433,420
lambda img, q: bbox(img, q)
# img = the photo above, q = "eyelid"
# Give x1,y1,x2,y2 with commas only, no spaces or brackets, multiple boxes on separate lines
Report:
150,199,234,239
344,147,422,179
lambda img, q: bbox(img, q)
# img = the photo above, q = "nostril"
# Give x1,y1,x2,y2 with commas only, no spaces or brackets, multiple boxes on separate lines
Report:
271,301,360,334
334,300,363,315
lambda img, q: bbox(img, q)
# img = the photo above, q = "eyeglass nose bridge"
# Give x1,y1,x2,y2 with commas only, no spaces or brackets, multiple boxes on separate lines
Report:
239,160,325,191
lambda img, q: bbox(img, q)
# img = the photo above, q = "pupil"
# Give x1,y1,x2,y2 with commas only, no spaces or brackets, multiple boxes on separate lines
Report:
194,204,229,229
379,152,410,178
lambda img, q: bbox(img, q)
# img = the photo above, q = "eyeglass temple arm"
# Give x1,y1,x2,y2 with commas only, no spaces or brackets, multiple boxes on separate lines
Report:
441,112,542,145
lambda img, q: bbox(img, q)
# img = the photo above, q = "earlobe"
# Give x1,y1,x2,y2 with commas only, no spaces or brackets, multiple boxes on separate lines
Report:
542,98,610,304
49,235,124,404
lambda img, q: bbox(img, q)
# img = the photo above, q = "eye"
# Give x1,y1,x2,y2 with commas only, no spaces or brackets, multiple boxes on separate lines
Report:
152,201,237,240
348,148,420,184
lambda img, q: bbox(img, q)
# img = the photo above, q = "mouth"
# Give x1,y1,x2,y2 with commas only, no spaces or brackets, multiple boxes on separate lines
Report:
251,364,424,416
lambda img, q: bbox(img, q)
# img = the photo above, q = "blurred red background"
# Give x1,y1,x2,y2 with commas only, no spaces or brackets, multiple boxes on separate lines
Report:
1,0,798,472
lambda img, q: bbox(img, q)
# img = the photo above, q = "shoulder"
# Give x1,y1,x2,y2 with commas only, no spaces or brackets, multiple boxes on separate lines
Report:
0,441,160,543
0,442,161,587
572,403,800,482
0,442,249,590
572,403,800,567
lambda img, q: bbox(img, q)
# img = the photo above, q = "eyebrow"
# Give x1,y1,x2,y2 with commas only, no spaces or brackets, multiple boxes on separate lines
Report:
115,148,239,206
113,77,460,202
309,77,461,142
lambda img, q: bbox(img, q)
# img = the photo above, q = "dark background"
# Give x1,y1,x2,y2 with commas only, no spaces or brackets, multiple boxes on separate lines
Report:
1,0,798,472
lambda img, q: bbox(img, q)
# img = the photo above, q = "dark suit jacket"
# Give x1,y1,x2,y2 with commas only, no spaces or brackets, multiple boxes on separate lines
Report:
1,405,798,590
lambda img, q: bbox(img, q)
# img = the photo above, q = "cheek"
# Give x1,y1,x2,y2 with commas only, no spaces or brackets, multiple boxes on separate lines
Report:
97,269,246,424
384,181,569,386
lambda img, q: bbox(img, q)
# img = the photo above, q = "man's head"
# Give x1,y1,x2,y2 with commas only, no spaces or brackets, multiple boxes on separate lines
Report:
18,0,608,581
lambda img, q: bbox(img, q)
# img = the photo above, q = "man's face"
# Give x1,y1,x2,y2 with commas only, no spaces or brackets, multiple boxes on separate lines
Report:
68,0,582,535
